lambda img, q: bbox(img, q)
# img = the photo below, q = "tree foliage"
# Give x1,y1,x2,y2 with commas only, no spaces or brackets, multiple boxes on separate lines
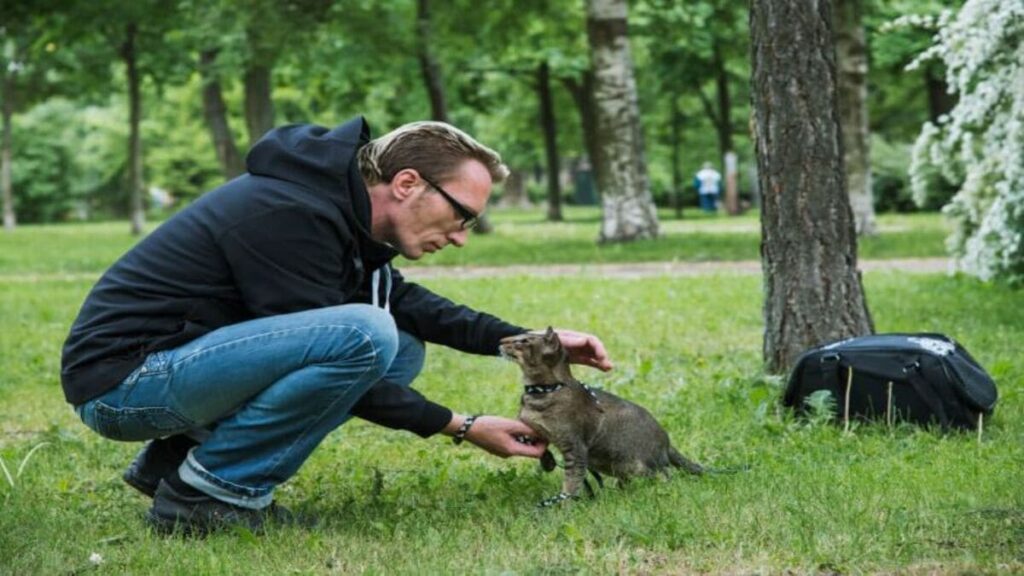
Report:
907,0,1024,284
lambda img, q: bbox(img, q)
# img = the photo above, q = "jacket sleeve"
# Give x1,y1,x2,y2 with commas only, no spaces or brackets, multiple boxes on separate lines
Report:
349,381,453,437
219,206,356,316
388,267,528,355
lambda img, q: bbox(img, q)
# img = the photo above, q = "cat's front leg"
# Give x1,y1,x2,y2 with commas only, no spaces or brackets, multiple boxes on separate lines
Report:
538,441,588,507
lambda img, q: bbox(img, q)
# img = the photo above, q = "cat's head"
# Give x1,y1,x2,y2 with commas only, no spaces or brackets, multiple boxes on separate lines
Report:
499,327,568,376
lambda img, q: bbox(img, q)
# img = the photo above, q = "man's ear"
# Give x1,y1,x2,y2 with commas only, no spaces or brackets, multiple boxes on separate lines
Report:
390,168,422,201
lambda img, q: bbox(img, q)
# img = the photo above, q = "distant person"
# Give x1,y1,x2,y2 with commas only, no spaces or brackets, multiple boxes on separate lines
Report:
694,162,722,213
61,117,614,534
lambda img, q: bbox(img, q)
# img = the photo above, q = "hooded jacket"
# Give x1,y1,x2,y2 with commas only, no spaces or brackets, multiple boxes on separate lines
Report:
60,117,525,437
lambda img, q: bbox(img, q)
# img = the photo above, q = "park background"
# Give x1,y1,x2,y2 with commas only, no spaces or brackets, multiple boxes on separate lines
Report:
1,0,1022,574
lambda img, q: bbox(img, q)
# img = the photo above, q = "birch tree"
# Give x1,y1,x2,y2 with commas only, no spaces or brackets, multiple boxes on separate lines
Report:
835,0,877,235
585,0,658,242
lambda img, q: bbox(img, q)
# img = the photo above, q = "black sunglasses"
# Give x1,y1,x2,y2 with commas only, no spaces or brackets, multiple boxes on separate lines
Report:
419,174,480,230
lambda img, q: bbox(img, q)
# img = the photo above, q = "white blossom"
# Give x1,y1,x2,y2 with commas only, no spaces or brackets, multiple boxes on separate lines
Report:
908,0,1024,284
89,552,103,565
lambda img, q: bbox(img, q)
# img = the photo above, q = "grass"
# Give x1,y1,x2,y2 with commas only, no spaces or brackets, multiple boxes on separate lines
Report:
1,210,1020,574
0,208,949,276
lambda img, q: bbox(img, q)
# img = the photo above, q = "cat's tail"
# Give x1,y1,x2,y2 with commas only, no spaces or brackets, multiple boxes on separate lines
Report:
671,448,751,475
668,447,705,475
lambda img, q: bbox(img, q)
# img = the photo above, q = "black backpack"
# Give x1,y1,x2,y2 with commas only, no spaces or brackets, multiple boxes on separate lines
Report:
783,333,998,431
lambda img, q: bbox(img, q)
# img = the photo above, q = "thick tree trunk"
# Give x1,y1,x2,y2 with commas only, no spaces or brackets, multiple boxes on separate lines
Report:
834,0,876,236
199,49,245,180
1,72,15,231
538,61,562,221
416,0,448,122
585,0,658,243
122,23,145,236
750,0,874,373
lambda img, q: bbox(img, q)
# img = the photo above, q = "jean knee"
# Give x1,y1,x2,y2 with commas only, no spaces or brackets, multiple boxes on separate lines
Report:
384,331,425,387
325,304,399,377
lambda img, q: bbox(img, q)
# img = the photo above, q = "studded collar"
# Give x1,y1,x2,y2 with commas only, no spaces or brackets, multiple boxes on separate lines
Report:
524,382,600,403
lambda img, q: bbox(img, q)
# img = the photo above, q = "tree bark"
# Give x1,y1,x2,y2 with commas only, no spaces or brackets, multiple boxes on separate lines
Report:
243,25,275,148
416,0,448,122
834,0,876,236
925,66,956,123
585,0,658,243
1,70,15,231
122,22,145,236
751,0,874,373
670,96,683,218
712,41,734,160
537,61,562,221
561,72,600,180
199,49,245,180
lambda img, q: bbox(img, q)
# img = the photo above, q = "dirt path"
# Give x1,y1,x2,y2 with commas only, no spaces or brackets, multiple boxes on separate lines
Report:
401,257,951,280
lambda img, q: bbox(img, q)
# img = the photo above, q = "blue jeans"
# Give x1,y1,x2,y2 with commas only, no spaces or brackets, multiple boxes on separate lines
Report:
75,304,424,509
699,192,719,212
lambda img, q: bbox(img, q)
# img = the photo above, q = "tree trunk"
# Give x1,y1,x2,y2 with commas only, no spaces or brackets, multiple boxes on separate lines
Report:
416,0,448,122
537,61,563,221
585,0,658,243
1,71,15,231
561,72,600,183
122,22,145,236
670,96,683,219
751,0,874,373
925,65,956,123
834,0,876,236
499,169,530,208
712,41,734,160
199,49,245,180
243,25,275,148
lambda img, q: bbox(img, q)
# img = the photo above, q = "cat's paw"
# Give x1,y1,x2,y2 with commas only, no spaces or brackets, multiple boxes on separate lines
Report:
537,492,576,508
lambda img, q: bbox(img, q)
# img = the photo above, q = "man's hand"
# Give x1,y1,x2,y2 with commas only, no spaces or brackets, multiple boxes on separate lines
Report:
445,414,548,458
553,329,614,372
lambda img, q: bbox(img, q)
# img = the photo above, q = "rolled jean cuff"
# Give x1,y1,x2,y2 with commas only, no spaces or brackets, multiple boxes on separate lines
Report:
179,450,273,510
409,401,453,438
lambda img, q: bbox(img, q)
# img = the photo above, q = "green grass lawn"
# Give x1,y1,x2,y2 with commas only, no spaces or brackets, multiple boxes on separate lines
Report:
0,208,949,276
2,213,1020,574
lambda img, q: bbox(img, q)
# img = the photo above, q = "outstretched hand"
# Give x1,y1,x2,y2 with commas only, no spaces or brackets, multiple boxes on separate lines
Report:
458,415,549,459
553,329,614,372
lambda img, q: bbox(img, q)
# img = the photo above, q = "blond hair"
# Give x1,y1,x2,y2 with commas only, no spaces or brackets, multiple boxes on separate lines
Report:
358,121,509,186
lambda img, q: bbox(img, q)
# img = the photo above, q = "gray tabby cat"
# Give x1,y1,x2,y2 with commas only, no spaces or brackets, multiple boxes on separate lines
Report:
500,328,704,507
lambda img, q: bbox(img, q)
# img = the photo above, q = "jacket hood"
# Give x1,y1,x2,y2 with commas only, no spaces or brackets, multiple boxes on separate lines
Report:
246,116,370,195
245,116,398,267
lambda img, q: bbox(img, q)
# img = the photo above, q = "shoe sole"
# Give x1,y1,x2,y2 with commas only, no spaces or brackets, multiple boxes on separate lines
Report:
123,470,158,498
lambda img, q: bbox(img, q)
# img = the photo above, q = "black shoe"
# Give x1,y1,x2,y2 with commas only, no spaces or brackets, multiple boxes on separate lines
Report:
123,435,199,498
147,479,295,535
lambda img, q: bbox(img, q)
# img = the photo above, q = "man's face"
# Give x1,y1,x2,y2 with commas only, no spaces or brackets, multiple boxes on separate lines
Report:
388,160,492,260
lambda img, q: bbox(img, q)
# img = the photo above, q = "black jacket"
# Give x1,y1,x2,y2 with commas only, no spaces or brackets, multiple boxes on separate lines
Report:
61,117,525,437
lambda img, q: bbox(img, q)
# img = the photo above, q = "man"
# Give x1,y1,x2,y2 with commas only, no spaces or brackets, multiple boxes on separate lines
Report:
61,117,613,533
695,161,722,213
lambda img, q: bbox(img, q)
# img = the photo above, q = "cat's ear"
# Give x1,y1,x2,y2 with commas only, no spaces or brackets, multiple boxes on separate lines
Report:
544,326,558,343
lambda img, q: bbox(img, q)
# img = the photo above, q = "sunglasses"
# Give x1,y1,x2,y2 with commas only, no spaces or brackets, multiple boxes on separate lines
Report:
419,174,480,230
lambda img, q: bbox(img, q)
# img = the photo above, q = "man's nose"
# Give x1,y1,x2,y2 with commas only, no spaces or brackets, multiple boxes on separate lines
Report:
447,228,469,247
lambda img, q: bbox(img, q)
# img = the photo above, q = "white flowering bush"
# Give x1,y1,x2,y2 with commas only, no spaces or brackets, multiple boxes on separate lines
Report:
907,1,1024,284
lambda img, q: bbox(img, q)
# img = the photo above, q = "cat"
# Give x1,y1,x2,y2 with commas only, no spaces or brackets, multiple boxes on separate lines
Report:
500,327,704,506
